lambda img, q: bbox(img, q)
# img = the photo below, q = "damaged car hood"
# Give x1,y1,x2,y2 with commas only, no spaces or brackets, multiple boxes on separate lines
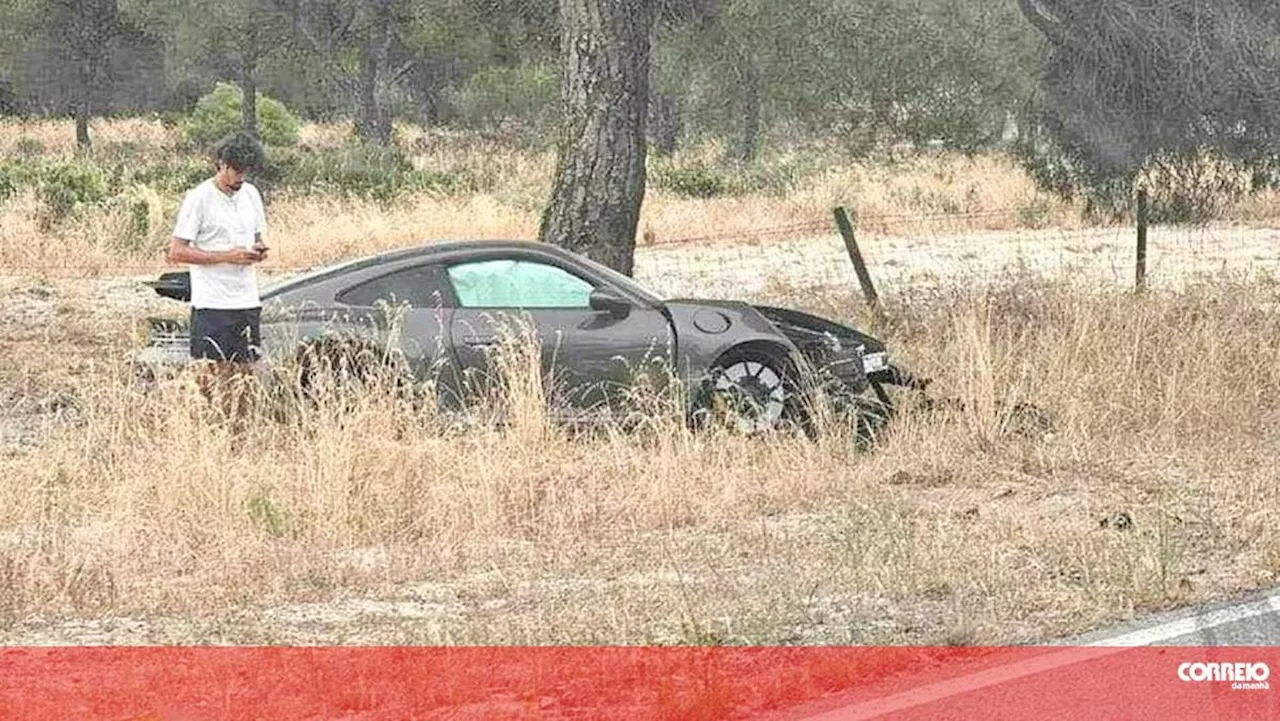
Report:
749,304,887,355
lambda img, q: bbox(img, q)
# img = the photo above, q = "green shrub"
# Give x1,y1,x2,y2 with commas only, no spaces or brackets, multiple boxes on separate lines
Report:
0,157,43,205
1,157,46,188
38,162,109,225
95,140,148,164
272,143,475,201
1014,133,1251,225
285,143,411,201
0,165,13,204
736,156,820,197
403,168,476,196
649,148,820,199
650,157,749,199
14,136,45,157
447,62,560,132
158,110,185,129
113,184,163,252
184,82,300,149
247,491,289,539
1017,199,1053,229
133,156,210,194
251,145,300,197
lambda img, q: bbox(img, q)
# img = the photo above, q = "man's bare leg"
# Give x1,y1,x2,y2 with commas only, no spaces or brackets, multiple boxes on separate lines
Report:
195,360,259,434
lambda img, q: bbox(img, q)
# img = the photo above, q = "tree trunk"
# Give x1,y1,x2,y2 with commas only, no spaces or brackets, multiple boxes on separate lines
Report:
59,0,118,150
74,99,91,149
1016,0,1067,43
354,49,387,144
699,8,760,164
732,49,762,163
646,26,678,156
647,91,679,156
241,59,258,139
540,0,654,277
354,0,394,146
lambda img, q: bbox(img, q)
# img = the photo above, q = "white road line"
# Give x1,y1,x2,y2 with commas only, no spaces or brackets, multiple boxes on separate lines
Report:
801,591,1280,721
1090,591,1280,647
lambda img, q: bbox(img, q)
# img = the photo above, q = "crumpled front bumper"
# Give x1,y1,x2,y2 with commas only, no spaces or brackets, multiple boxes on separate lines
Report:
131,318,190,375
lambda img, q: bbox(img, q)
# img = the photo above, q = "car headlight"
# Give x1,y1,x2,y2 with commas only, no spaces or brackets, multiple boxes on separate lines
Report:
822,331,843,353
861,351,889,375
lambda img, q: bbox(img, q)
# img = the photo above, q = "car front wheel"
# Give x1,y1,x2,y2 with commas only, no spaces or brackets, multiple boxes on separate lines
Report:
696,349,813,437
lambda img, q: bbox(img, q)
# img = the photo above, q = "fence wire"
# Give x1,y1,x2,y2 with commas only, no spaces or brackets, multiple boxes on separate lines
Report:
635,208,1280,302
1,208,1277,303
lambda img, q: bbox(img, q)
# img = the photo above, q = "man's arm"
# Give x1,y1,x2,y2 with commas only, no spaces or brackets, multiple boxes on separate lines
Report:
168,237,261,265
251,185,269,259
252,232,269,261
168,189,260,265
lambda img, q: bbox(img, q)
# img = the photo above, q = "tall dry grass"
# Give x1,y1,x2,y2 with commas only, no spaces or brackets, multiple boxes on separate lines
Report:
0,117,1155,278
0,117,177,155
2,276,1278,644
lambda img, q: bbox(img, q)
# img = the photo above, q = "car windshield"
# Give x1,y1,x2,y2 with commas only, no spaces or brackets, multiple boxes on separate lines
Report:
263,245,666,306
448,259,595,308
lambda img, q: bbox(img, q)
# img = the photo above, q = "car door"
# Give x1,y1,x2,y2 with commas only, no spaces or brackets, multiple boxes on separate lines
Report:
442,255,674,419
332,263,466,406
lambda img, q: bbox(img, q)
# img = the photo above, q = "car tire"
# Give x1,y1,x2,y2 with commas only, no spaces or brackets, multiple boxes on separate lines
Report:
694,347,815,438
292,337,410,403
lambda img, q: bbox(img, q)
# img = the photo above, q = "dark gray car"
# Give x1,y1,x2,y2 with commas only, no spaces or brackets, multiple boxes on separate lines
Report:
137,240,927,437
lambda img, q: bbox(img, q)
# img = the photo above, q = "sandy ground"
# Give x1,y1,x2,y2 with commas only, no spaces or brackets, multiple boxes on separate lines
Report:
633,224,1280,300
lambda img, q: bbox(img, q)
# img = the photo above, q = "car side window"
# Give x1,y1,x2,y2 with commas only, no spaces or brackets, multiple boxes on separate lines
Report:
336,265,452,309
445,259,594,309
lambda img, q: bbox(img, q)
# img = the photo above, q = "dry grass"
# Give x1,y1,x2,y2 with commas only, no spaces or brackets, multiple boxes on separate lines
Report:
4,118,1279,645
0,117,178,155
0,118,1161,279
1,275,1278,645
264,194,539,268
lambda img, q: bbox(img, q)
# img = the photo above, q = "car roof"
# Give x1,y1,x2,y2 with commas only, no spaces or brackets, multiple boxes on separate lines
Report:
262,239,660,304
352,239,574,265
267,239,558,287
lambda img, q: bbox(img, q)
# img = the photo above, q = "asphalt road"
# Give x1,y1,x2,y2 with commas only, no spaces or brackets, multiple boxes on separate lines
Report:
780,588,1280,721
1057,586,1280,646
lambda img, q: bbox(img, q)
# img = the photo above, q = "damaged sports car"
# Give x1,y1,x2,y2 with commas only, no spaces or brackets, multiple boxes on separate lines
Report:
136,240,929,439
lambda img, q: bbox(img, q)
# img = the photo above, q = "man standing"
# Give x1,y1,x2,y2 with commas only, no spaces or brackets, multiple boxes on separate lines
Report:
168,132,270,402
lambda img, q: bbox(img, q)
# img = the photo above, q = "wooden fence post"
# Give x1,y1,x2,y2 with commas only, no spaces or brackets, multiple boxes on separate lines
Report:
833,206,882,320
1136,189,1149,292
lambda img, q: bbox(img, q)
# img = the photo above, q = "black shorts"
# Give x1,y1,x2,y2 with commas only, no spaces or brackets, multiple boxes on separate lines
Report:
190,307,262,363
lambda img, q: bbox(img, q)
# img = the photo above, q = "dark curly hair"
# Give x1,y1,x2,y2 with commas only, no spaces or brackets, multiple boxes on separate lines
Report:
213,132,265,173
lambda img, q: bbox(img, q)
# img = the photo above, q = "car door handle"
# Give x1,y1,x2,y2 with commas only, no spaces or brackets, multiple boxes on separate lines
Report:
462,335,499,346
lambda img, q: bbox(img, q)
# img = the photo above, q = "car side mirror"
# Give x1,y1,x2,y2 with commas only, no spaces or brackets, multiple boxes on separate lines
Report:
589,288,632,318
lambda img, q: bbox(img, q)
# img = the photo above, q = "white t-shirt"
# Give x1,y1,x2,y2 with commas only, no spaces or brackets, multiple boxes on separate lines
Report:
173,178,267,310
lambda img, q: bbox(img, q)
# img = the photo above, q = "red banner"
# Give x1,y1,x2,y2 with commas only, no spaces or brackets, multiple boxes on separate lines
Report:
1,646,1275,720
